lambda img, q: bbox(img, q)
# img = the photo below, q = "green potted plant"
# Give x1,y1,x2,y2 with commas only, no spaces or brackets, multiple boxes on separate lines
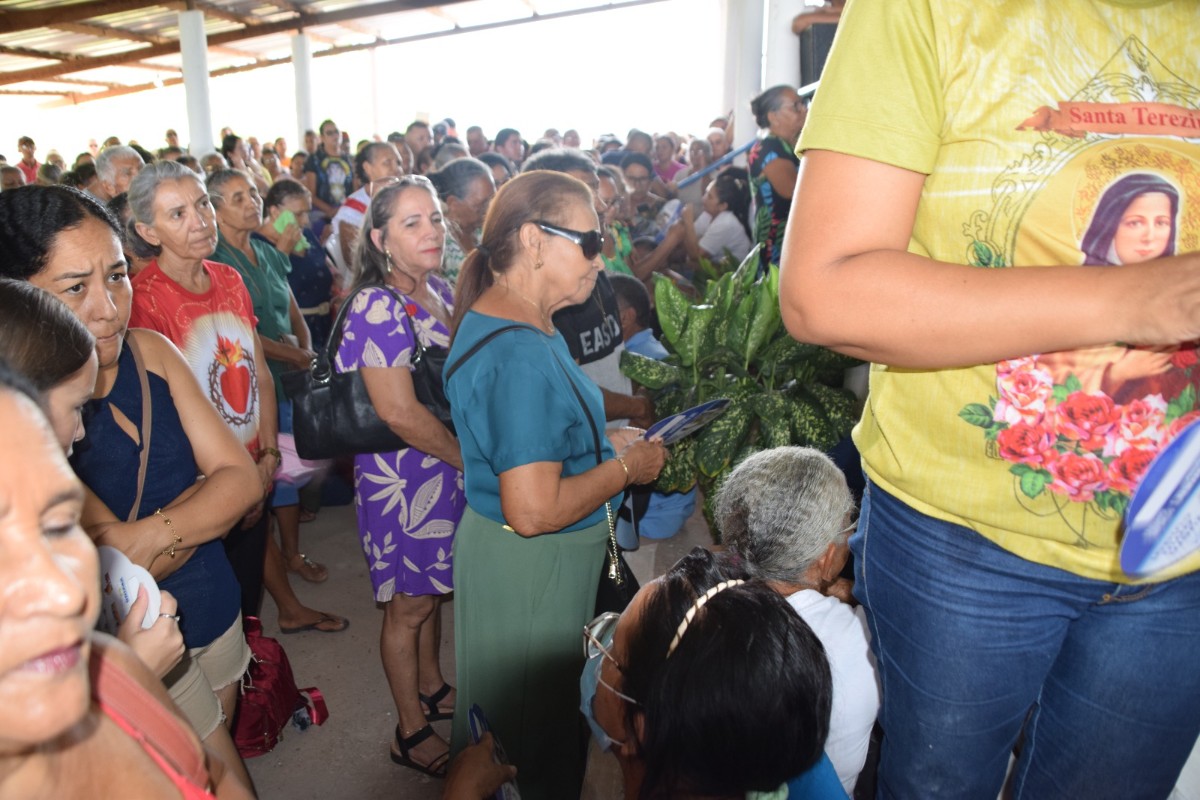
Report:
620,248,862,538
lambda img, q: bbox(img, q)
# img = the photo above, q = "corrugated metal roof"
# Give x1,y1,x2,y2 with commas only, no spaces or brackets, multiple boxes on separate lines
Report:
0,0,490,98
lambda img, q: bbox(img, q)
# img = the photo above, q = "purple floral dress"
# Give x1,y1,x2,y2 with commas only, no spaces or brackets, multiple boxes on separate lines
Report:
334,278,463,600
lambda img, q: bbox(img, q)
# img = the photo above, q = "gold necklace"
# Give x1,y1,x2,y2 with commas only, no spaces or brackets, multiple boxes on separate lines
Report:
502,282,553,334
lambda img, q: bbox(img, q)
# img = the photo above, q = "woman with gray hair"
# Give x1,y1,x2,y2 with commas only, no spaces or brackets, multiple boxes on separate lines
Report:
716,446,880,795
428,157,495,287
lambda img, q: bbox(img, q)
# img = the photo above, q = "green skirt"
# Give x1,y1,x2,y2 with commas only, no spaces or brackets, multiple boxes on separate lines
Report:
450,505,608,800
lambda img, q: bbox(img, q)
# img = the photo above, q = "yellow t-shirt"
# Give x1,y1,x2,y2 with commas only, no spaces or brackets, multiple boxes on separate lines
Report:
799,0,1200,582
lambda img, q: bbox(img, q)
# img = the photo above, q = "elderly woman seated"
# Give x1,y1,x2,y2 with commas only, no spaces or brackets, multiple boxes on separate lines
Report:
715,447,881,796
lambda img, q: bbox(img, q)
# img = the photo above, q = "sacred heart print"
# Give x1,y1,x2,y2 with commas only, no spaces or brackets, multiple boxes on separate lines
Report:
181,311,260,445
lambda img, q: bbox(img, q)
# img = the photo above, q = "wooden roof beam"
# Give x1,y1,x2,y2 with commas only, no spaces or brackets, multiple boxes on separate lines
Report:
52,20,171,45
0,2,172,35
0,0,456,85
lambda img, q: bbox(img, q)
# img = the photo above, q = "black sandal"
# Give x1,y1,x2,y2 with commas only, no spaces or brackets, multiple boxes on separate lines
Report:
418,682,455,722
390,724,450,778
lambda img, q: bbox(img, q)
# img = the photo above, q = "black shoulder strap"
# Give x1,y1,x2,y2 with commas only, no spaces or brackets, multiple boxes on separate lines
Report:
544,346,603,466
442,324,533,385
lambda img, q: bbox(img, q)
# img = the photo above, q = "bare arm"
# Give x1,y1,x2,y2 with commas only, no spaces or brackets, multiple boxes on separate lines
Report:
677,206,705,263
629,225,683,281
287,289,312,350
303,171,335,217
360,366,463,470
600,386,654,429
337,221,359,271
762,156,798,200
498,438,665,536
779,149,1200,369
259,290,315,369
91,635,255,799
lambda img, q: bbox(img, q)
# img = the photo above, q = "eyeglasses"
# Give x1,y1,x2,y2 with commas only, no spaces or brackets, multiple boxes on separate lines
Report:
535,221,604,260
624,173,652,185
583,612,641,706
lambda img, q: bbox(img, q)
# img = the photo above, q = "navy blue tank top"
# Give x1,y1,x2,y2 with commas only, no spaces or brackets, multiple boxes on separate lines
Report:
71,340,241,648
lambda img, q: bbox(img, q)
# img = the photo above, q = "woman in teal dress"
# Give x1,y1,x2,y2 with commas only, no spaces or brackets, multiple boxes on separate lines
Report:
444,170,667,799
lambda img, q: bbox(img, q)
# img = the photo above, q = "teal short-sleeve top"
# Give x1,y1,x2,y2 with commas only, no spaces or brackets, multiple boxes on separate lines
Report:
445,311,620,530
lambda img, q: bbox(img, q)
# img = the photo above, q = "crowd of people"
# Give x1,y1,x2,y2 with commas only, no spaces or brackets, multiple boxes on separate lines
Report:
2,1,1197,794
0,104,858,800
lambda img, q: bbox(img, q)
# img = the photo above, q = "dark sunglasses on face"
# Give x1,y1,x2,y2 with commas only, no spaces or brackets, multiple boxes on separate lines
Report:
535,221,604,260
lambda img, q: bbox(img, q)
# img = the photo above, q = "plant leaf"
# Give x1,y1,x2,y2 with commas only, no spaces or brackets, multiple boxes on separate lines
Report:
680,304,716,369
694,400,752,477
620,349,684,390
654,274,689,348
788,394,839,450
744,272,781,365
655,435,698,493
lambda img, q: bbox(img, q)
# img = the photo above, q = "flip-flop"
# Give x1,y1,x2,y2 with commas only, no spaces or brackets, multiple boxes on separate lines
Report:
418,683,455,722
288,553,329,583
390,724,449,778
279,613,349,635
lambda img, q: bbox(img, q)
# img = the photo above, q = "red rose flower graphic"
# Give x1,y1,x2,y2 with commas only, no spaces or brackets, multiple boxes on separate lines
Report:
1107,447,1157,494
1055,392,1120,452
1048,452,1108,502
996,421,1058,467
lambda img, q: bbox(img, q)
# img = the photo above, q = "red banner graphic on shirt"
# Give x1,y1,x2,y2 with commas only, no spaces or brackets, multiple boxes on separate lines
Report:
1017,102,1200,138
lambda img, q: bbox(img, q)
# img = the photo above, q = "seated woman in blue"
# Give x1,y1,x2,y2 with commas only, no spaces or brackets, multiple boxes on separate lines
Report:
444,170,667,800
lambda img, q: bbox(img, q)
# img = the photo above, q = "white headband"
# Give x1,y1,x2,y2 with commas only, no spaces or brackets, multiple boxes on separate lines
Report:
666,579,746,658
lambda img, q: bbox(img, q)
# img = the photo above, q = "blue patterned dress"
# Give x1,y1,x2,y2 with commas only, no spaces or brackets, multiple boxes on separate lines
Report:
334,278,463,600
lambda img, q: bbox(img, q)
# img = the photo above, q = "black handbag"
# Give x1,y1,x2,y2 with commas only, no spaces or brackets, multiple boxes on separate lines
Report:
281,284,453,460
546,346,641,614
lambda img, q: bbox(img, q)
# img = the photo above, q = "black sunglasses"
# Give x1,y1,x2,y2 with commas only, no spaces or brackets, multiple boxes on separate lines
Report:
535,221,604,261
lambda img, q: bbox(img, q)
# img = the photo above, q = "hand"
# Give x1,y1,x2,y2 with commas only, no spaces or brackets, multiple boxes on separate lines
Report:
823,577,857,606
606,426,645,453
295,347,318,369
620,438,668,485
628,395,655,430
241,500,265,529
91,518,168,571
442,733,517,800
117,587,185,679
277,221,303,256
255,457,276,497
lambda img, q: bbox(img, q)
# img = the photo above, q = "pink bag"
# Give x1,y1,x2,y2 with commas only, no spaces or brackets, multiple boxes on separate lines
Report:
233,616,328,758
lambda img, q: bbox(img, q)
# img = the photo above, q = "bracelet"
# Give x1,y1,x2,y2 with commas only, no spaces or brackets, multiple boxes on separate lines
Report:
155,508,182,559
259,446,282,463
614,455,631,488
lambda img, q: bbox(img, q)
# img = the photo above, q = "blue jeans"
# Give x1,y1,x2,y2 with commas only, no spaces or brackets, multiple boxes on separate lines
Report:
853,481,1200,800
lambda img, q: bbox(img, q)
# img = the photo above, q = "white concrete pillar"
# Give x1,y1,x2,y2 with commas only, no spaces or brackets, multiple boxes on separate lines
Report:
370,48,381,139
720,0,740,127
732,0,766,157
763,0,806,89
178,10,214,155
292,33,315,149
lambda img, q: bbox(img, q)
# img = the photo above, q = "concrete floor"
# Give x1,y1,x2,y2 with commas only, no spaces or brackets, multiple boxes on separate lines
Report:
245,495,713,800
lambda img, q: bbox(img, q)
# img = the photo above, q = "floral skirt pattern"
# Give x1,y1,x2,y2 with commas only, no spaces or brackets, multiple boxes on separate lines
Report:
353,447,464,601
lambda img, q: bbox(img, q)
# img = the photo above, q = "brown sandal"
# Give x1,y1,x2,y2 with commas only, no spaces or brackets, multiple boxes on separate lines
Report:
288,553,328,583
